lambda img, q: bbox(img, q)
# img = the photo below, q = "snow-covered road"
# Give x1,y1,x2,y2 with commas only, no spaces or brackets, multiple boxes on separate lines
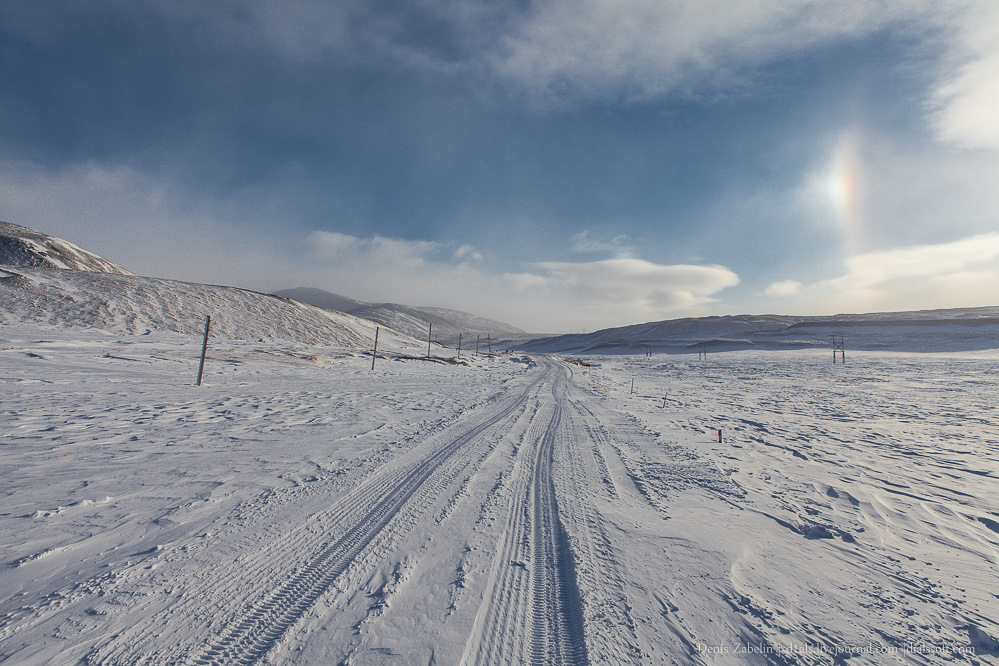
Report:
1,327,997,664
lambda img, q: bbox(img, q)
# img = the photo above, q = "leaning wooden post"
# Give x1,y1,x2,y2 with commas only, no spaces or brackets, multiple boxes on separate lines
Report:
457,333,462,359
476,334,480,356
661,391,667,409
196,315,211,386
371,326,379,371
427,322,432,358
630,378,634,394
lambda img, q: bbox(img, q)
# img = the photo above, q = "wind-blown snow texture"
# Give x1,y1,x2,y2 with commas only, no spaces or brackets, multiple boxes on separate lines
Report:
0,324,996,664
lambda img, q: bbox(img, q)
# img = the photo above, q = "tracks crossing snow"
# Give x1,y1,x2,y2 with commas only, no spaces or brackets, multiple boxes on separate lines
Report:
462,359,588,665
185,366,556,665
7,337,996,665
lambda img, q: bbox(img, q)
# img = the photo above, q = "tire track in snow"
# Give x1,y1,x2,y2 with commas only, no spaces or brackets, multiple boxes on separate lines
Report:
184,367,552,666
463,359,588,665
557,397,644,664
528,398,588,664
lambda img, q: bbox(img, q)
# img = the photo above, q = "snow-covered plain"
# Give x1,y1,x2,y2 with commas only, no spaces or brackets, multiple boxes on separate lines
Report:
2,323,998,665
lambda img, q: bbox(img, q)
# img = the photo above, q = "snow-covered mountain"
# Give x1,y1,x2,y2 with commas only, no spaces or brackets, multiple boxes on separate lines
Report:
514,308,999,354
0,221,133,274
273,287,525,345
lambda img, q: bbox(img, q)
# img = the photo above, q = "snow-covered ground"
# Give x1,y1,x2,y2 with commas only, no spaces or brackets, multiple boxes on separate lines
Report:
1,323,997,664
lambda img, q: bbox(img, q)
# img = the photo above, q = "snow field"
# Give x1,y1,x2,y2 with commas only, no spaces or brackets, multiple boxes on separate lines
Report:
581,351,999,663
1,325,997,664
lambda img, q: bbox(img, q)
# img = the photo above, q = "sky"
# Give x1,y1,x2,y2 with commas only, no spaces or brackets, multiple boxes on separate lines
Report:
1,1,998,333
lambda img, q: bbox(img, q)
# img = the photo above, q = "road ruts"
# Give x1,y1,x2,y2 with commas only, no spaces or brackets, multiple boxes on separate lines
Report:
180,366,555,666
463,358,589,666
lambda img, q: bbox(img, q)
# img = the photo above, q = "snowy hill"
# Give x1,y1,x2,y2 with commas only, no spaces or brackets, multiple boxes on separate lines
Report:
273,287,525,345
0,224,430,351
0,266,424,351
270,287,366,314
0,221,132,274
515,308,999,354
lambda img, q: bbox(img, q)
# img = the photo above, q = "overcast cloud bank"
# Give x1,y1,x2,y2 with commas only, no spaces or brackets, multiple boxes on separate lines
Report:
1,1,997,331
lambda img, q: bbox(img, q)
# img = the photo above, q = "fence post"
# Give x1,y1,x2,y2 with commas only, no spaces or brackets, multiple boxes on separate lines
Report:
371,326,379,371
427,322,432,358
196,315,211,386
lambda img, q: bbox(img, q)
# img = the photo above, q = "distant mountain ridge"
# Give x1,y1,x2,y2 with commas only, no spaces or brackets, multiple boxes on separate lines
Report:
0,221,132,275
513,308,999,354
3,222,996,353
272,287,525,345
270,287,366,315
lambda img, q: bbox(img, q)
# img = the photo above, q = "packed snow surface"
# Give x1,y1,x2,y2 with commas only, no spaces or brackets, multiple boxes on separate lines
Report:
1,324,997,664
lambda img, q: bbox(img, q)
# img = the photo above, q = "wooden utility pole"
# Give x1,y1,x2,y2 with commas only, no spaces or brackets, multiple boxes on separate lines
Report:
371,327,379,370
457,333,462,359
196,315,211,386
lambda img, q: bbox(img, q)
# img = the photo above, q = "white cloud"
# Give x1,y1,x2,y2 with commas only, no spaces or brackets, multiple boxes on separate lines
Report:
763,233,999,313
931,3,999,152
488,0,939,107
502,272,551,292
0,158,742,331
305,235,741,330
309,231,442,272
765,280,803,297
570,230,631,256
453,244,484,262
514,258,740,328
843,235,999,283
304,231,492,307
